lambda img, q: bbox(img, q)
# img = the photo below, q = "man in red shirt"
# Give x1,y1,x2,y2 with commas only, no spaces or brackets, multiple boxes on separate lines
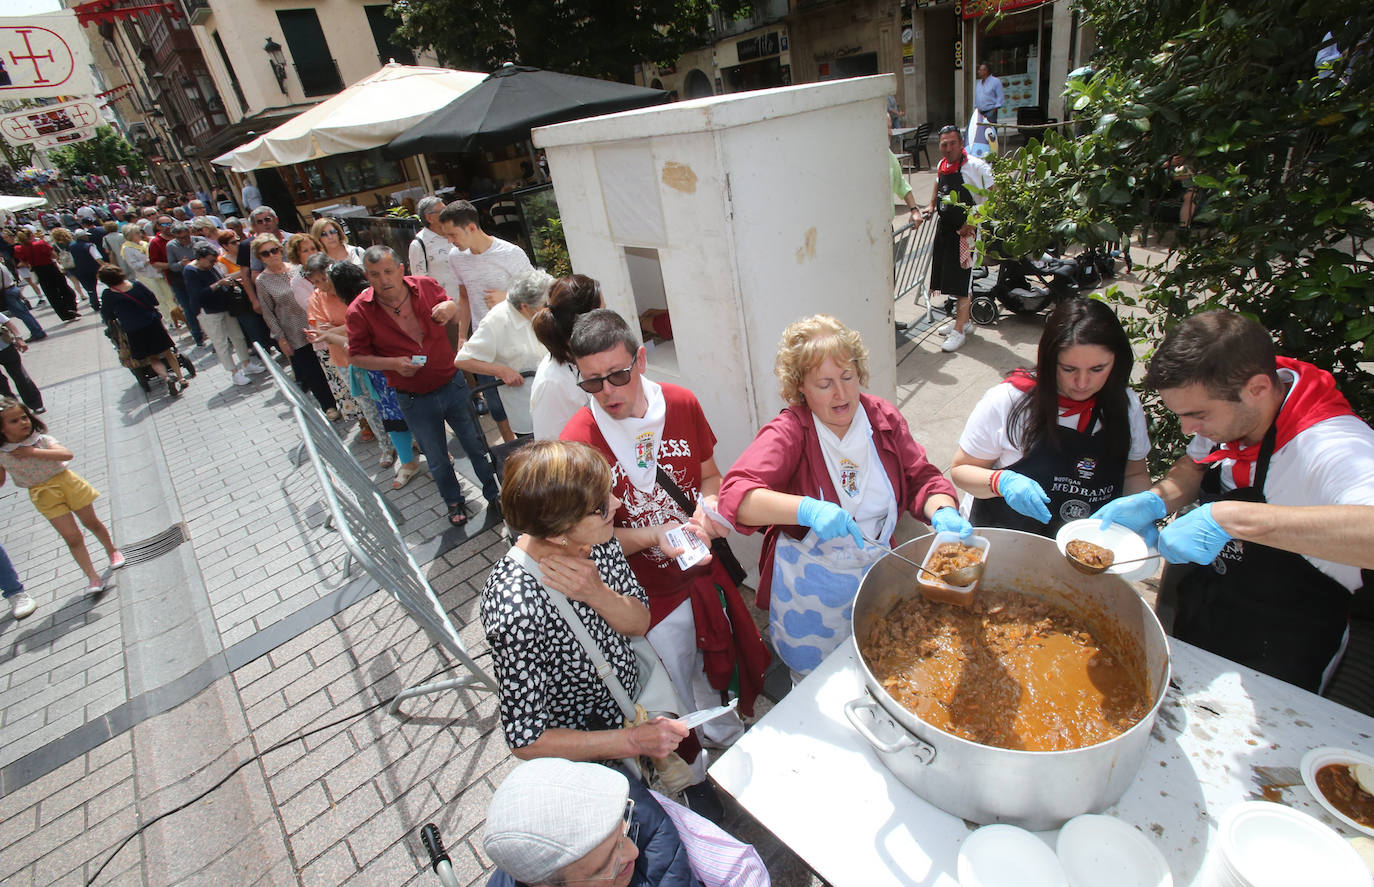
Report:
560,309,767,751
345,246,498,525
146,215,175,323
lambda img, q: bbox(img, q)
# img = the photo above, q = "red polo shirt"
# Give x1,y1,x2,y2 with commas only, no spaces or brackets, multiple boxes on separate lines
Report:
345,275,459,394
147,233,171,283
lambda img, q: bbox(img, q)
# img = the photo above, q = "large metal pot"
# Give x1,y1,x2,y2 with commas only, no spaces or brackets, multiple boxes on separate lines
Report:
845,528,1170,831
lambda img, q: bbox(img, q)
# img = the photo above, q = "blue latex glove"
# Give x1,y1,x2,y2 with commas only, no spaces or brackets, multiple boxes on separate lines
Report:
796,496,865,547
997,471,1052,524
1157,504,1232,565
930,506,974,540
1092,491,1167,548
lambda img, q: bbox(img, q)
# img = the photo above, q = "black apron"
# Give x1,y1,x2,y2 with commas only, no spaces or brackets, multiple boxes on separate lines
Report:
930,163,974,295
1168,426,1354,692
971,404,1128,537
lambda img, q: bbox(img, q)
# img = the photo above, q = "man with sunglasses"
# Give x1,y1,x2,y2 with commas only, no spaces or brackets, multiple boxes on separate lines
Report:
483,758,767,887
561,310,767,754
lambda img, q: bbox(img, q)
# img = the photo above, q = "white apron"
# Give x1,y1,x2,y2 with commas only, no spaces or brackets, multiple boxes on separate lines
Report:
770,436,898,676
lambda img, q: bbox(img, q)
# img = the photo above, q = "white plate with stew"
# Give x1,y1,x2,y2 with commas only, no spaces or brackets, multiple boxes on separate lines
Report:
1301,746,1374,838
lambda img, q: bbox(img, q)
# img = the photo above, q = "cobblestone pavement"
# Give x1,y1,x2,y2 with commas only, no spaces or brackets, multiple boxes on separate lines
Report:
0,224,1163,886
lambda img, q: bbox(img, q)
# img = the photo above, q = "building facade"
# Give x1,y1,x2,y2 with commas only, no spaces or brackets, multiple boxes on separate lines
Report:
639,0,1095,138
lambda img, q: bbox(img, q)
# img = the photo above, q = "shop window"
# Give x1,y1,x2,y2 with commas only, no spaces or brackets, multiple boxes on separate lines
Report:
279,148,406,204
818,52,878,81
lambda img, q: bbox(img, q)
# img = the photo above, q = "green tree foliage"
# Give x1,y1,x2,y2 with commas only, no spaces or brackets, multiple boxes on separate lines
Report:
389,0,747,82
980,1,1373,465
48,126,147,179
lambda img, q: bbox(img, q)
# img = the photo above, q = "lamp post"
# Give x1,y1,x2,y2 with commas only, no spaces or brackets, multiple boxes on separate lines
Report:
264,37,288,94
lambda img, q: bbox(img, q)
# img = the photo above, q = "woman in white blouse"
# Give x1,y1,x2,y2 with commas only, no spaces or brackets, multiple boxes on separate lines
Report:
454,269,554,439
529,275,603,440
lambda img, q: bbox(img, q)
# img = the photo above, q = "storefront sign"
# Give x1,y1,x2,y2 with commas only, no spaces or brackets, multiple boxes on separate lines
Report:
962,0,1043,19
0,98,100,144
0,12,97,100
736,31,782,63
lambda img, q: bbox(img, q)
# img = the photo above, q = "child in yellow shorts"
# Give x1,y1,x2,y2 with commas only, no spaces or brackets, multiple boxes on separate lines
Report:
0,398,124,594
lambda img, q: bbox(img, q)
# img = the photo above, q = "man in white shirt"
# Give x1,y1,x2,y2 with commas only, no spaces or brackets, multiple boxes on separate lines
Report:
975,62,1004,123
1095,310,1374,694
439,199,534,443
407,196,461,297
240,177,263,213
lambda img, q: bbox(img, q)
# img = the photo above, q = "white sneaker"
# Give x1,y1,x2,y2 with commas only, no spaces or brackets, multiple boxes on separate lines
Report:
10,591,35,619
941,328,968,352
244,360,267,375
232,370,252,386
937,322,955,336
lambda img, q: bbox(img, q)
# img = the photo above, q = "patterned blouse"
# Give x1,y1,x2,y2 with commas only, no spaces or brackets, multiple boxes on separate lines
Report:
0,434,69,487
480,541,647,749
255,267,311,349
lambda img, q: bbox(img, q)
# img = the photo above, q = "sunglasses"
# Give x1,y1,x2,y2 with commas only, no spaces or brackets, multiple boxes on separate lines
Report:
258,246,281,257
577,362,634,394
321,228,341,237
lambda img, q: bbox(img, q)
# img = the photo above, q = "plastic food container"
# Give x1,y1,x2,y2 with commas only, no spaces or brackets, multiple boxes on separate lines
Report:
916,531,991,605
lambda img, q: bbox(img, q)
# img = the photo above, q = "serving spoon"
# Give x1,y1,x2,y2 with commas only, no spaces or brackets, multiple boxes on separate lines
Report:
863,536,984,591
1064,548,1160,576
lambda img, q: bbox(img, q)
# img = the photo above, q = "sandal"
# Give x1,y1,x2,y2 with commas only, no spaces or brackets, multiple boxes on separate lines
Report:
360,427,376,442
447,502,469,526
392,462,422,489
379,450,396,469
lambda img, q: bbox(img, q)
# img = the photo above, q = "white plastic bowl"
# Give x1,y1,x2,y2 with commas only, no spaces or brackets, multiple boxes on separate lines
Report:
1218,800,1372,887
1055,519,1158,582
917,531,991,600
959,823,1068,887
1301,746,1374,839
1056,814,1172,887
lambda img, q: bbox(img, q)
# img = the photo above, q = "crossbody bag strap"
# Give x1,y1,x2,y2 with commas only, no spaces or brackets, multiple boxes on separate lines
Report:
654,465,693,516
412,233,430,274
505,546,638,720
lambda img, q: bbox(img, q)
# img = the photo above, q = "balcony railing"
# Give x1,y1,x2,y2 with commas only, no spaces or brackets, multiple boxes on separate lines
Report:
294,58,345,97
181,0,211,26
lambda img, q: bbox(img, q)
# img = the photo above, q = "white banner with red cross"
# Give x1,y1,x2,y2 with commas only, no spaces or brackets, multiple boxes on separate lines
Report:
0,98,102,146
0,11,98,101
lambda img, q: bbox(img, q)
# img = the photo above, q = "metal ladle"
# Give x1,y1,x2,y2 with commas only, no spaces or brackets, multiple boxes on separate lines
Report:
1065,548,1160,576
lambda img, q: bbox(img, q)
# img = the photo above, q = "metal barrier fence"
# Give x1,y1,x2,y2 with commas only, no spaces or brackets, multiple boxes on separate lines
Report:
254,344,498,712
893,218,939,324
332,184,561,271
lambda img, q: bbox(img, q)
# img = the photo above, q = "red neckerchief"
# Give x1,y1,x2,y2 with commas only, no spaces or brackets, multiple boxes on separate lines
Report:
1005,368,1095,432
1194,357,1356,487
937,149,968,176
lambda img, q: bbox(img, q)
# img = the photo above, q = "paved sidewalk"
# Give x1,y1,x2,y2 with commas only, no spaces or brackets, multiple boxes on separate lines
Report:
0,226,1162,885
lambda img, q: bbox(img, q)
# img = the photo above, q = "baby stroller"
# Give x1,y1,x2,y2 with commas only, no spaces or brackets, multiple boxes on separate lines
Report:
105,317,196,393
967,254,1081,325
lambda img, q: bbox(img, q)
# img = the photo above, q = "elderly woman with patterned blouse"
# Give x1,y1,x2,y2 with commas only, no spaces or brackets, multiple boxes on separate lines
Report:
250,233,338,417
480,440,693,767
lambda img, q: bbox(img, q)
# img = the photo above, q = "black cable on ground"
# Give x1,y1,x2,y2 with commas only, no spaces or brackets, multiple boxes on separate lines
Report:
85,659,490,885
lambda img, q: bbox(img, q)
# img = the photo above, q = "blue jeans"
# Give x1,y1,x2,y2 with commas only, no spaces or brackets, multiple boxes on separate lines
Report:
0,540,24,599
3,286,45,339
395,373,498,507
171,283,204,344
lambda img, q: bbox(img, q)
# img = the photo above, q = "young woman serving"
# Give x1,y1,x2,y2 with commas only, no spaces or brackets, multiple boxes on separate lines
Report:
950,298,1151,535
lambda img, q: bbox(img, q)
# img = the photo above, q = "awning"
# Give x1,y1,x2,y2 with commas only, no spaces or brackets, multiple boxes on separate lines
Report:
212,62,487,172
0,195,48,213
383,64,669,159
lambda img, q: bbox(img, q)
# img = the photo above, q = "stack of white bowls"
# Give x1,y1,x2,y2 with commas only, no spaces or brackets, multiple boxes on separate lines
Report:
1215,801,1372,887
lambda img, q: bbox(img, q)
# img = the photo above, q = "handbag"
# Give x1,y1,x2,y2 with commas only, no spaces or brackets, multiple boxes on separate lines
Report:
654,466,750,586
505,546,696,791
223,280,252,317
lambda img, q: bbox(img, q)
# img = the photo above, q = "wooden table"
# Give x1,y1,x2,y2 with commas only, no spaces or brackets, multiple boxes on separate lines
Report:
710,637,1374,885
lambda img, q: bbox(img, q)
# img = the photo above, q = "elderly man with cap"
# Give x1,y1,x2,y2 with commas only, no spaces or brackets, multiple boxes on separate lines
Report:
483,758,768,887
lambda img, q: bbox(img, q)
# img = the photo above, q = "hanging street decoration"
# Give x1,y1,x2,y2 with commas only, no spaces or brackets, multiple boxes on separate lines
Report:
0,11,98,100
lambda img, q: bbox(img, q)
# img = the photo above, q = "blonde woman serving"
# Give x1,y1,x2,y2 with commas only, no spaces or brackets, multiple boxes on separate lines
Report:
718,315,968,675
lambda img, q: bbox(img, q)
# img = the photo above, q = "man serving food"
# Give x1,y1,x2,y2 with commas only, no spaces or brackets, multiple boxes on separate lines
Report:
1094,310,1374,693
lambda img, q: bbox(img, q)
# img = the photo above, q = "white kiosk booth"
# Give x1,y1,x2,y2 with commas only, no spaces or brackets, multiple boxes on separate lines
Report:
533,75,898,472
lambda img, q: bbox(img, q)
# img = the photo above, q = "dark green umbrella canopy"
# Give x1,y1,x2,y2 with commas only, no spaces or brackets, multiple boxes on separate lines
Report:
383,64,669,159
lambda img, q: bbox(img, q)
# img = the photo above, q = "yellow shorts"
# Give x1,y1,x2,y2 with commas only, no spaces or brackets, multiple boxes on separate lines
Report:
28,470,100,520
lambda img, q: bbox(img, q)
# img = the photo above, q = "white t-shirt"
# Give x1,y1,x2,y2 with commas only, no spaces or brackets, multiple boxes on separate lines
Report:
1185,367,1374,591
530,353,588,440
959,381,1152,468
447,237,532,330
454,300,545,435
408,227,460,296
959,155,994,202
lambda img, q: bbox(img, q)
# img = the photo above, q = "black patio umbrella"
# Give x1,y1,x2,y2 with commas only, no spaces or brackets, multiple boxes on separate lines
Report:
383,64,669,159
